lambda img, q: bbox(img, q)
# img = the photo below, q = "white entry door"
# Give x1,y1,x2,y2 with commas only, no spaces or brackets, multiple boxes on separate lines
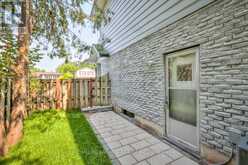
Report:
166,48,199,150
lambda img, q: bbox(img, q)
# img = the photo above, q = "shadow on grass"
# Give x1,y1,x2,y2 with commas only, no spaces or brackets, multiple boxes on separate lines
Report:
65,109,112,165
0,110,59,165
0,150,43,165
26,110,61,133
0,109,111,165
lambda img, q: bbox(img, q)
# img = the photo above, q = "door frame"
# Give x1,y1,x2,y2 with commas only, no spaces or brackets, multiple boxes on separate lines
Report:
165,47,200,151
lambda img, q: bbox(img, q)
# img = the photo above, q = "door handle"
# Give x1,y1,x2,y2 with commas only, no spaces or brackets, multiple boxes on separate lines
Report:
165,100,169,110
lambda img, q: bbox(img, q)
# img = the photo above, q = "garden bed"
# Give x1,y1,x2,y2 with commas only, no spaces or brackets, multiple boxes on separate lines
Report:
0,110,112,165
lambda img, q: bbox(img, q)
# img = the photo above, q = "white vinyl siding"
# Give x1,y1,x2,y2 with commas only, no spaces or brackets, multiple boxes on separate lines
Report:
101,0,214,54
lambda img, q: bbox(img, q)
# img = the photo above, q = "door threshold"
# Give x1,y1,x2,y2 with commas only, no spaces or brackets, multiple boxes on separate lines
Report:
163,136,200,161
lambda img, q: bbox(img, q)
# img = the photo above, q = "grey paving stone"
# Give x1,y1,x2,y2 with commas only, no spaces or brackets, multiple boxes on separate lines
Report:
107,150,117,160
119,154,137,165
134,133,152,140
135,161,149,165
105,135,122,142
120,137,138,145
112,125,128,130
112,145,135,158
123,126,138,131
108,141,122,150
144,137,160,145
112,129,125,135
88,112,198,165
120,131,137,138
112,159,121,165
132,148,155,161
101,132,112,138
170,157,199,165
130,140,150,150
149,142,171,154
163,148,183,160
98,128,112,133
147,153,173,165
132,128,145,134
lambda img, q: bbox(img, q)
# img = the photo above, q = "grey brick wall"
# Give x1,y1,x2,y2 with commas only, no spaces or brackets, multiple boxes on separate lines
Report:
109,0,248,155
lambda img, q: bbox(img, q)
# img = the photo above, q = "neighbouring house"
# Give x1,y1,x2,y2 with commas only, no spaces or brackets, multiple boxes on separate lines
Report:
91,0,248,164
90,44,110,77
32,72,61,80
74,68,96,79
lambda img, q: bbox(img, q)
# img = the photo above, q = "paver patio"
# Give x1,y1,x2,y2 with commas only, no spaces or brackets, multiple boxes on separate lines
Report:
88,111,199,165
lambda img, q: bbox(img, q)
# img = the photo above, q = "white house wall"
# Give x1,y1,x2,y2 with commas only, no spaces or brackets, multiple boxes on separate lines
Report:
101,0,215,54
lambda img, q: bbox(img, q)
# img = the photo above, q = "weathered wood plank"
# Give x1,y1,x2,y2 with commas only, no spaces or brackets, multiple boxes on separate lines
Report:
80,80,83,108
84,80,89,107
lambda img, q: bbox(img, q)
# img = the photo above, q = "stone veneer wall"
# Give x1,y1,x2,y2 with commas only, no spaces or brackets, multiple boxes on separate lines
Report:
109,0,248,157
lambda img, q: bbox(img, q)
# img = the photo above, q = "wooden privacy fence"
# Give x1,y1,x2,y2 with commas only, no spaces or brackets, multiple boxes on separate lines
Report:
30,75,111,110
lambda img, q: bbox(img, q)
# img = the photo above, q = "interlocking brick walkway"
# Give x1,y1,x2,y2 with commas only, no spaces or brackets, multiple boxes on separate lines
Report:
88,111,199,165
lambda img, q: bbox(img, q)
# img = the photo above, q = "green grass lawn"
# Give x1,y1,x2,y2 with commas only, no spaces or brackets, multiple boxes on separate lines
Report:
0,110,112,165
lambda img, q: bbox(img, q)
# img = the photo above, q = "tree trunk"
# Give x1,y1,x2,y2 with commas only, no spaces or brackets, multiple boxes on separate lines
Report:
5,34,29,152
4,0,31,154
0,82,6,155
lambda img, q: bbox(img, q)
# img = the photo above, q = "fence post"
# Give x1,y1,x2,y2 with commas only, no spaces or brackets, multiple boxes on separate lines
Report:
62,80,67,110
96,77,100,105
76,80,78,108
67,80,72,109
49,80,52,109
41,81,44,110
79,80,83,108
89,79,93,107
92,79,96,106
108,75,111,105
100,76,103,105
84,80,88,107
56,79,61,109
105,75,108,105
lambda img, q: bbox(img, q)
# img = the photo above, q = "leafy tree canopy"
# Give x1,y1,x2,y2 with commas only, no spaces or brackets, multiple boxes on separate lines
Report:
0,0,98,69
30,67,45,73
0,27,42,79
30,0,90,59
56,61,96,79
59,72,74,80
56,62,79,79
57,62,80,75
78,62,96,69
